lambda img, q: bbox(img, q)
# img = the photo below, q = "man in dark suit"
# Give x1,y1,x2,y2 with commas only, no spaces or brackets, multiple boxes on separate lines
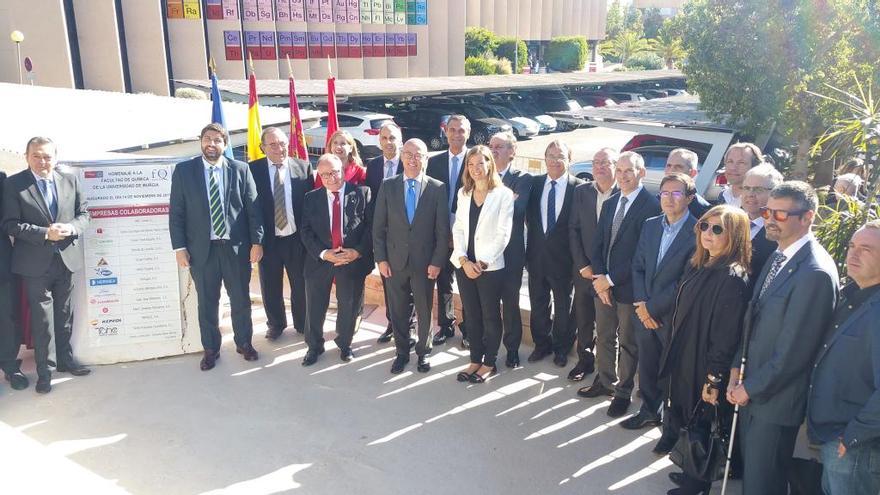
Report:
622,173,697,431
727,181,839,495
169,123,264,371
373,138,449,374
2,137,91,394
489,131,531,368
365,122,415,346
740,163,783,286
0,170,27,391
249,127,312,341
808,221,880,494
299,154,373,365
426,115,469,347
579,151,661,419
568,147,618,381
663,148,711,218
525,140,584,367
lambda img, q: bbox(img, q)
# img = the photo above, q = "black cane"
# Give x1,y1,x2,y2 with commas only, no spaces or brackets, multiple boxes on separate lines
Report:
721,301,754,495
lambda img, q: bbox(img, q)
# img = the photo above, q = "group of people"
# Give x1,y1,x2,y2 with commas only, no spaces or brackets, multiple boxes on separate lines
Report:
1,117,878,495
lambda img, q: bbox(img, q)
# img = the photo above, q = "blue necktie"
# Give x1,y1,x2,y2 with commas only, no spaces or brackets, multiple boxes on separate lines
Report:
406,179,417,224
449,156,460,212
40,179,58,220
546,180,557,233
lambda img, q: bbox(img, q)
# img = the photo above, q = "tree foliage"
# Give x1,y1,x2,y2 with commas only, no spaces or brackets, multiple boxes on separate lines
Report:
642,7,664,39
602,31,651,65
495,37,528,73
625,52,664,71
649,29,685,69
465,26,498,58
605,0,625,39
546,36,589,72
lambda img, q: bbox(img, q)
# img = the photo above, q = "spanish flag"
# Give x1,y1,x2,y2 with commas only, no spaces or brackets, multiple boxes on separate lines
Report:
247,71,264,161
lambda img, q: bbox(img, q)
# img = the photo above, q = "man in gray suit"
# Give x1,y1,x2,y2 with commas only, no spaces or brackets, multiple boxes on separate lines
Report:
169,123,264,371
2,137,91,394
373,138,449,375
727,181,839,495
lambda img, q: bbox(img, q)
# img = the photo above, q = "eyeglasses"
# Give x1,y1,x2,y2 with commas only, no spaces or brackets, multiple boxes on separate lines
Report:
318,170,341,179
659,191,686,199
545,154,569,162
760,207,807,222
742,185,771,194
699,221,724,235
402,151,426,161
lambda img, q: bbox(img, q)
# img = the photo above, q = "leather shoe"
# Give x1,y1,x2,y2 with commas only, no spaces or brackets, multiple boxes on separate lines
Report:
265,327,284,341
236,344,259,361
199,350,219,371
377,326,394,343
668,472,686,487
56,361,91,376
553,353,568,367
35,375,51,394
620,409,661,430
505,351,520,368
432,326,454,345
340,347,354,362
4,370,29,390
416,354,430,373
302,348,324,366
527,347,552,363
567,359,594,381
607,397,631,418
577,381,614,398
652,433,678,456
390,354,409,374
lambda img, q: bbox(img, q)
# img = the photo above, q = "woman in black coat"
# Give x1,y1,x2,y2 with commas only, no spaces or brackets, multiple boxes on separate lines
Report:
658,204,752,495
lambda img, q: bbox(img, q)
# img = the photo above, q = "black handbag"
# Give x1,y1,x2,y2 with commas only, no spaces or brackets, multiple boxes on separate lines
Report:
669,401,728,482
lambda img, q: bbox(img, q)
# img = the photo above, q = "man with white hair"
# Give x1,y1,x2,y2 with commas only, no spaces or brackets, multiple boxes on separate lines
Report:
741,163,784,286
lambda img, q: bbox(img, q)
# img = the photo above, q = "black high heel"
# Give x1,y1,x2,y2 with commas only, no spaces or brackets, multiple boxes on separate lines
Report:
457,365,481,382
468,366,497,383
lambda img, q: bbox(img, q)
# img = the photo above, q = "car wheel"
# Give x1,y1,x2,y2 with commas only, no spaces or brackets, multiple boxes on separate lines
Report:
576,172,594,181
472,131,488,145
428,136,444,151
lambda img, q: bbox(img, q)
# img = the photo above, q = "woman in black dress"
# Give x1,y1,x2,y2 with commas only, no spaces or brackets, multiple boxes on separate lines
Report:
658,204,752,495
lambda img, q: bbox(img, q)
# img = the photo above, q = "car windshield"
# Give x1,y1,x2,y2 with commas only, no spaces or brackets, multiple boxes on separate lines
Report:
492,106,517,119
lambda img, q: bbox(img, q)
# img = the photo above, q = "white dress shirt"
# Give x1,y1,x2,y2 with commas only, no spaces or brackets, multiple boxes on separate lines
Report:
749,216,765,240
383,156,400,179
721,186,742,207
774,232,813,273
540,173,569,233
269,159,297,237
595,182,616,221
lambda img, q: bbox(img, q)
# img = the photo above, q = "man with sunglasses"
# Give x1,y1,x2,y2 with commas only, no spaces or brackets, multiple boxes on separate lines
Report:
726,181,839,495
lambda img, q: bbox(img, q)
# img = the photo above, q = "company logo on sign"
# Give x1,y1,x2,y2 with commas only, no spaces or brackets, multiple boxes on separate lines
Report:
97,258,108,266
84,171,104,179
89,277,118,287
94,267,113,277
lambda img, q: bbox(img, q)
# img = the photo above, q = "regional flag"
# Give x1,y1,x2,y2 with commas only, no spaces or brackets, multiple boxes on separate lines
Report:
209,61,235,160
289,74,308,160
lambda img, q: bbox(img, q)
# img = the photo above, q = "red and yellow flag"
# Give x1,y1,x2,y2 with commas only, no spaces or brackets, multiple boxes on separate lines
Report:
247,71,264,161
324,59,339,150
289,75,308,160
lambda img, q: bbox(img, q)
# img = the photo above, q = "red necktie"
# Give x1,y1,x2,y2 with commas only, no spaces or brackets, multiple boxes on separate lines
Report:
331,191,342,249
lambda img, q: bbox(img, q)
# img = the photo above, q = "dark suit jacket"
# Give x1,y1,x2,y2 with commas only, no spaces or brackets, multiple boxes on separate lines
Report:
0,172,12,280
168,156,263,268
689,193,712,219
426,150,466,215
632,213,697,323
526,173,584,280
808,285,880,447
739,238,839,426
2,168,90,276
750,226,777,285
365,155,403,201
501,167,532,270
569,182,601,273
300,183,373,278
248,156,312,250
592,187,662,304
372,174,449,273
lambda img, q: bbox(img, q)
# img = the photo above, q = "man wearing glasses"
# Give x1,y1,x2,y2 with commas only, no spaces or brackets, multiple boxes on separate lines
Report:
740,163,784,290
727,181,839,495
373,139,449,374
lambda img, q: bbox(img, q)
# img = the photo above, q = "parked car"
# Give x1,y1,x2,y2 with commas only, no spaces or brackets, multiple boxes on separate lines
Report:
392,105,452,151
518,90,582,130
643,89,670,99
573,93,618,108
570,160,594,181
473,104,541,139
484,92,558,133
303,111,395,158
431,103,513,146
663,89,689,97
607,92,648,104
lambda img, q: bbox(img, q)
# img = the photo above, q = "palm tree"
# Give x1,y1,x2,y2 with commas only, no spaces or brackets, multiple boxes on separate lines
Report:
650,31,685,69
604,31,651,65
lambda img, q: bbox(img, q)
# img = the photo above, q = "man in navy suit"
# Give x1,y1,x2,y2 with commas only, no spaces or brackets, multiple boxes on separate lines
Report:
489,131,531,368
169,123,264,371
365,122,415,346
579,151,661,419
808,221,880,494
727,181,839,495
0,170,25,392
622,173,697,431
249,128,313,341
663,148,711,218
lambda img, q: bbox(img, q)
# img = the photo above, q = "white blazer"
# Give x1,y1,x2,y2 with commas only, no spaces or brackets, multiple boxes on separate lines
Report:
450,185,514,271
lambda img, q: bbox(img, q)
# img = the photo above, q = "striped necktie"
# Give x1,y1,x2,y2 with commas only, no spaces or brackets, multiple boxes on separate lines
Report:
208,166,226,238
273,165,289,230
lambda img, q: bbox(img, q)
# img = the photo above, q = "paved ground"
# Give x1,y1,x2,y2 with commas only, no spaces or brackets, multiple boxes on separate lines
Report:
0,295,745,495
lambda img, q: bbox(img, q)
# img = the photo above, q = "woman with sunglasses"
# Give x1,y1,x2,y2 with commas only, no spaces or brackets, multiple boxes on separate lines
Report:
450,145,513,383
658,204,751,495
315,130,367,188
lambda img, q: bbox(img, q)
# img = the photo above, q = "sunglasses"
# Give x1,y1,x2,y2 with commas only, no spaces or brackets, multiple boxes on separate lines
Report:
699,221,724,235
759,207,807,222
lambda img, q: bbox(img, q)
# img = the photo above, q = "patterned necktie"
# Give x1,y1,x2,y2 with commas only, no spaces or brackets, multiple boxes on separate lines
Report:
610,196,629,246
40,179,57,220
208,166,226,238
759,252,787,299
385,160,395,179
406,179,417,224
273,165,288,231
546,180,557,233
449,155,460,212
331,191,342,249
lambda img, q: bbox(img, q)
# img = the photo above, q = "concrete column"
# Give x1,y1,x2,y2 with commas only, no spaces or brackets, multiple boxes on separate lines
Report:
120,0,170,95
479,0,495,32
447,1,464,76
426,0,446,76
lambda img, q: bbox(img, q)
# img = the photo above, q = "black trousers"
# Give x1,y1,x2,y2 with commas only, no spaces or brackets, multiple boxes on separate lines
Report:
303,265,365,352
190,242,254,352
381,275,415,333
21,254,74,378
499,262,524,353
457,268,503,367
634,319,668,415
527,270,575,355
435,255,458,329
386,267,435,357
0,276,22,374
740,408,799,495
257,233,306,332
572,275,597,364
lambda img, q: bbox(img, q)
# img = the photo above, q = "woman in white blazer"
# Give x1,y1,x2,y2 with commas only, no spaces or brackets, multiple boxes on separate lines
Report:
450,145,514,383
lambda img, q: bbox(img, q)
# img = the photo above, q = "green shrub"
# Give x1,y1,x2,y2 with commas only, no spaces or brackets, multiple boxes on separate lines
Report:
465,27,498,58
174,87,208,100
495,37,527,72
492,56,512,75
546,36,588,72
465,56,496,75
624,52,664,70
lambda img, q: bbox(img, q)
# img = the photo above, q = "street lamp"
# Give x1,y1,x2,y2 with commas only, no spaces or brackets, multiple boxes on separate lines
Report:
10,30,24,84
